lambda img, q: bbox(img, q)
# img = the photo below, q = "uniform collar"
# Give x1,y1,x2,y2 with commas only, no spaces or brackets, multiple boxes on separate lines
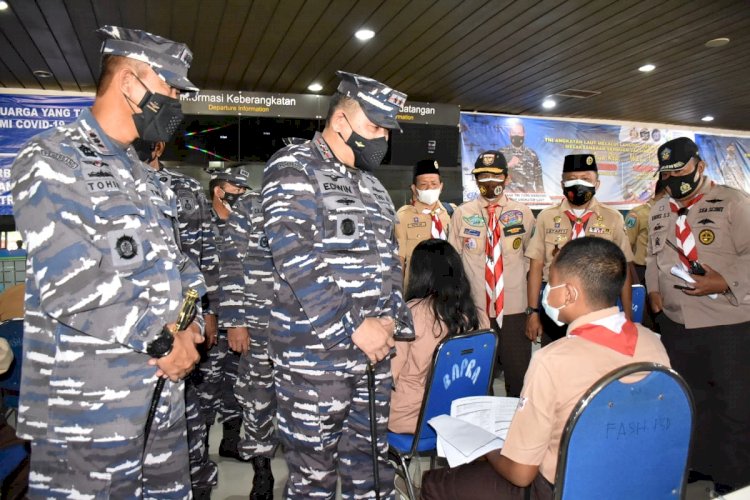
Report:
566,306,621,333
311,131,352,176
76,108,125,157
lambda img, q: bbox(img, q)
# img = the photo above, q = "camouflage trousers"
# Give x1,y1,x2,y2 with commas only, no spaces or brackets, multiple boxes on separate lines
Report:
28,409,190,499
195,329,242,426
185,379,218,489
235,329,279,459
274,362,396,499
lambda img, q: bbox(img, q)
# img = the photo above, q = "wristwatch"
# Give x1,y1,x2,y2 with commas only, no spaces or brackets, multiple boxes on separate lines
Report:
525,306,540,316
146,327,174,358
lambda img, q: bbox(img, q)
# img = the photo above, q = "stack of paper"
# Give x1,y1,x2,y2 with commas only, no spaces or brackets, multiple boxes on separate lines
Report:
428,396,519,468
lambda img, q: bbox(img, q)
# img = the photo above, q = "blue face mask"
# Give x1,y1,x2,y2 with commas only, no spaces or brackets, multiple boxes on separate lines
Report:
541,283,574,327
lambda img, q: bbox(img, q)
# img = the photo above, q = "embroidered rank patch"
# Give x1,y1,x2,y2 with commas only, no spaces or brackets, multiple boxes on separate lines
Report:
513,237,522,250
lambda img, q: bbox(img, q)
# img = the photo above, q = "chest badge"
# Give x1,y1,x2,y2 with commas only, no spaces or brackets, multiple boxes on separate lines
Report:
698,229,715,245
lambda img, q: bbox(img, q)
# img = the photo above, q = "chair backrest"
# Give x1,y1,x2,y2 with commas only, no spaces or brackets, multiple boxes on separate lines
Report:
409,329,498,455
0,319,24,400
615,284,646,323
555,362,694,500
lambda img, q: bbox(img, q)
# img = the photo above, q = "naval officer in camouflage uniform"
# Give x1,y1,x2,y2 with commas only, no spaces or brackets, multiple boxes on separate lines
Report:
10,25,204,498
525,154,634,344
500,122,544,194
647,138,750,492
195,166,250,459
136,139,219,498
262,71,414,499
395,159,454,287
448,151,535,397
219,189,277,499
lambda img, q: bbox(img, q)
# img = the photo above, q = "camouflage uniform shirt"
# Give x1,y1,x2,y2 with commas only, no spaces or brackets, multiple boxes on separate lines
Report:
10,109,206,442
500,145,544,193
219,191,276,329
156,167,220,312
261,132,414,370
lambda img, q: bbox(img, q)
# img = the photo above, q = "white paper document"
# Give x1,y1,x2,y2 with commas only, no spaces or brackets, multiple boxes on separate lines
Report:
428,396,519,468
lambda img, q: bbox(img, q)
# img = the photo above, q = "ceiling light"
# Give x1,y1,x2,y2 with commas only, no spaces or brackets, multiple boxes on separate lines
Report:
705,38,729,48
0,2,8,11
701,115,714,122
542,98,556,110
33,70,53,78
638,64,656,72
307,82,323,92
355,29,375,41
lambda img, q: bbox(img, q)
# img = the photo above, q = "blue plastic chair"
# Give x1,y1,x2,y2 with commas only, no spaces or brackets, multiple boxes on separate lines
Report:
0,319,23,421
554,362,694,500
387,329,498,500
617,284,647,323
0,443,28,484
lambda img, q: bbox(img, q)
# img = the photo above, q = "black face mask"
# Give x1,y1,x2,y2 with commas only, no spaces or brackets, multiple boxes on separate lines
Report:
221,190,241,208
563,182,596,206
339,116,389,172
664,166,702,199
510,135,524,148
132,138,157,163
125,75,184,142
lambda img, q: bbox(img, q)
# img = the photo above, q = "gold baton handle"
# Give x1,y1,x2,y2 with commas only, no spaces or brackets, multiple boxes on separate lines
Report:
171,288,200,334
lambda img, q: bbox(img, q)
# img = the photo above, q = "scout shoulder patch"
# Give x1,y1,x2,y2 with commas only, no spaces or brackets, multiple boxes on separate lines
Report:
499,209,523,227
625,214,637,228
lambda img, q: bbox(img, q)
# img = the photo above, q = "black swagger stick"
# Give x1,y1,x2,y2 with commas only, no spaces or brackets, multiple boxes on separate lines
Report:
144,288,200,444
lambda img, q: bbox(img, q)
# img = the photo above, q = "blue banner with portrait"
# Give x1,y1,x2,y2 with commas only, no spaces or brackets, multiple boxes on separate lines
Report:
0,93,93,215
459,113,748,209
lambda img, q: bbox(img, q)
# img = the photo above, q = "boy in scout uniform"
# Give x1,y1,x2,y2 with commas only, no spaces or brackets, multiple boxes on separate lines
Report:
448,151,535,397
395,159,454,285
525,154,634,344
647,137,750,493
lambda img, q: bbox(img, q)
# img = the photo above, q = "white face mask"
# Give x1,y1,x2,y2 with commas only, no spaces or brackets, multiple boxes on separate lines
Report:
541,283,575,327
416,188,441,205
562,179,596,188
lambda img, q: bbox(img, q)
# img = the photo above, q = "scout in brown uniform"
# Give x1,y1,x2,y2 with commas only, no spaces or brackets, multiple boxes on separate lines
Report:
646,137,750,493
395,159,454,285
448,151,535,397
525,154,633,344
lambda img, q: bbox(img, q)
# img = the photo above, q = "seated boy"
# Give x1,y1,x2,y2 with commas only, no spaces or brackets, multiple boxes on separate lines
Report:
421,237,671,500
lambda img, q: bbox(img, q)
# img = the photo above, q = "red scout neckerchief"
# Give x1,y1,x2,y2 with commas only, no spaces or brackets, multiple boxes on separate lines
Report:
485,204,504,327
568,312,638,356
564,210,595,239
668,193,704,269
421,208,446,240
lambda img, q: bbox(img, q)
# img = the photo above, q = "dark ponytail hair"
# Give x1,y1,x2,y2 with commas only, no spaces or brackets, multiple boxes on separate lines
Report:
405,239,480,337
